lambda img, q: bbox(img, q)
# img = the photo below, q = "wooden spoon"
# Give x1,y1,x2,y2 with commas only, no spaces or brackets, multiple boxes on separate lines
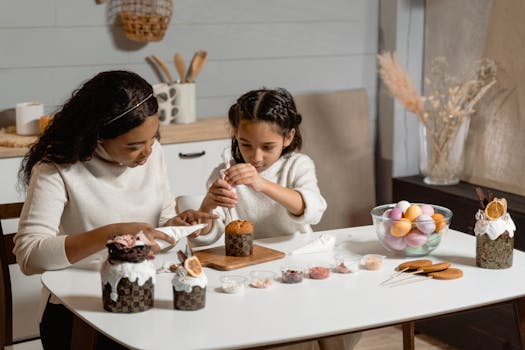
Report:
173,53,186,83
185,51,198,83
187,50,208,82
151,54,174,83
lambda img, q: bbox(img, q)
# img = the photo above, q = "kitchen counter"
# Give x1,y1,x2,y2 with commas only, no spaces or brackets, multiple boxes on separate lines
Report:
0,117,229,159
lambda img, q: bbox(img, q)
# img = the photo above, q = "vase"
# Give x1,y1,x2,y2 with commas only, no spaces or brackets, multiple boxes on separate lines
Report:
419,116,470,185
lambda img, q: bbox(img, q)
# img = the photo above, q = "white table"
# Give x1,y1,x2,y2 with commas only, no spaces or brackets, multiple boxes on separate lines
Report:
41,226,525,350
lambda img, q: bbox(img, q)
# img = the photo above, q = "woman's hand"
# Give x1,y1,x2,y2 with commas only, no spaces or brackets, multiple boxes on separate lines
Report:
165,210,219,237
201,178,238,211
224,163,268,192
110,222,175,254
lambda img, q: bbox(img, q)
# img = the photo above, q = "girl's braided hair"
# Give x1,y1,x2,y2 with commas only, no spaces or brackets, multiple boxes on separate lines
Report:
228,88,302,163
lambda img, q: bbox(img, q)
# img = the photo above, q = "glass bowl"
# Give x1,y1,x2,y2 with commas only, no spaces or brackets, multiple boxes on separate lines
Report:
280,266,304,284
249,270,276,288
370,203,452,257
333,253,361,274
307,264,331,279
220,275,247,293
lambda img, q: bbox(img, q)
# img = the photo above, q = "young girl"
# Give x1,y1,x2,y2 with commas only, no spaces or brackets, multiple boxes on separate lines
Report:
192,88,360,350
14,70,214,350
192,88,326,244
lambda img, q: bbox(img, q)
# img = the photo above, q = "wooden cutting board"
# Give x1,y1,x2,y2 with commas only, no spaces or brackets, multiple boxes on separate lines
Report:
194,244,285,271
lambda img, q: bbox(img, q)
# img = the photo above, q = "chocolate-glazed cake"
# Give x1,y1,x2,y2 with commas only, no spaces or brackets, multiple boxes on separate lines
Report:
101,233,156,312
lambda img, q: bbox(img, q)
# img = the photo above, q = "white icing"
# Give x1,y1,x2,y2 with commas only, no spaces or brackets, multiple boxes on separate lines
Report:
474,210,516,240
172,273,208,293
290,234,335,254
100,260,156,302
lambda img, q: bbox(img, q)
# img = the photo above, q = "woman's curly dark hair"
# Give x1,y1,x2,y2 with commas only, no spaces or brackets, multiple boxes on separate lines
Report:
228,88,302,163
19,70,158,187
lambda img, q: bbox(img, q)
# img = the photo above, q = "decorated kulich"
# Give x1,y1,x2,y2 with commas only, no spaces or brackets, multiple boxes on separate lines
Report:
225,220,254,257
172,247,207,311
101,233,156,313
474,192,516,269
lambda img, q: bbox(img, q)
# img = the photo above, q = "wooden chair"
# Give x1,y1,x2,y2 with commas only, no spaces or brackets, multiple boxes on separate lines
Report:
0,202,42,350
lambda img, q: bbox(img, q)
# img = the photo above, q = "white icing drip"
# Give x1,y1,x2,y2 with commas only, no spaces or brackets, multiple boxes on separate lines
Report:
100,260,156,302
172,273,208,293
474,210,516,240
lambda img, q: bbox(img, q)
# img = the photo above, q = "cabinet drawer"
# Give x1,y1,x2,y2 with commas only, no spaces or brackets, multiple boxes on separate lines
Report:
163,139,230,197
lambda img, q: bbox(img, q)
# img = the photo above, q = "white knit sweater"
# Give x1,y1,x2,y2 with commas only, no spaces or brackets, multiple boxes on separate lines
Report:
14,140,176,275
191,152,327,246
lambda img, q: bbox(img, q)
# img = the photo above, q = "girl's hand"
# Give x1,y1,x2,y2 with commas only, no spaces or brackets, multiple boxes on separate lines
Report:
201,178,238,211
225,163,267,192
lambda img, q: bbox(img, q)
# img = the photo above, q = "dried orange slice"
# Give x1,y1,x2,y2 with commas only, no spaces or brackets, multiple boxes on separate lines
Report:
184,256,203,277
485,198,506,220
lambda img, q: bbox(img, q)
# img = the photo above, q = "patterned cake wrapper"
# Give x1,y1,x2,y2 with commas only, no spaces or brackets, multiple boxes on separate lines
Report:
173,286,206,311
102,277,154,313
225,233,253,257
476,231,514,269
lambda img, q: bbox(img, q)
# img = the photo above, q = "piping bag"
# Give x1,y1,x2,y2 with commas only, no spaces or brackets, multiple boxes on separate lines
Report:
220,147,238,224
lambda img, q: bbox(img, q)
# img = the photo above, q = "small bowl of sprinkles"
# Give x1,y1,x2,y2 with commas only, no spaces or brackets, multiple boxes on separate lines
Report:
249,270,276,289
280,266,304,284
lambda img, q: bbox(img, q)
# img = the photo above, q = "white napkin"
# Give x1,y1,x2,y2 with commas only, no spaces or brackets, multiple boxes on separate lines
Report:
290,234,335,255
155,223,208,251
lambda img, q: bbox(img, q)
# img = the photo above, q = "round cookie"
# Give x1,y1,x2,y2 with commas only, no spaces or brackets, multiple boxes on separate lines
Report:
428,268,463,280
398,259,432,271
420,262,451,273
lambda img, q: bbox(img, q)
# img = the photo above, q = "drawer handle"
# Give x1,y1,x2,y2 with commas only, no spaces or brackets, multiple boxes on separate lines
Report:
178,151,206,159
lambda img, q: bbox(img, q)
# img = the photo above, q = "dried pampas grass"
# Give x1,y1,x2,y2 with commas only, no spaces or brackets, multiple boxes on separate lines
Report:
378,52,425,123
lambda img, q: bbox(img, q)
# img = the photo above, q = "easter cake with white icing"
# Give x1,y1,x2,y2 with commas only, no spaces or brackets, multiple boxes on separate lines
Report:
101,233,156,313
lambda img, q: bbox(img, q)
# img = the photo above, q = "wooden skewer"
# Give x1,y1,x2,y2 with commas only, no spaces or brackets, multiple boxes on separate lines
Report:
379,267,409,285
381,269,425,286
387,275,433,287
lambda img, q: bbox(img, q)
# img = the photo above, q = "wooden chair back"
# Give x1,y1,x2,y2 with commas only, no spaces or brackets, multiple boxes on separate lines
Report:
0,202,24,349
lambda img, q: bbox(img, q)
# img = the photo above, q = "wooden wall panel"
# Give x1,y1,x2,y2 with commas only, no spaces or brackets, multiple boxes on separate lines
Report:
0,0,379,127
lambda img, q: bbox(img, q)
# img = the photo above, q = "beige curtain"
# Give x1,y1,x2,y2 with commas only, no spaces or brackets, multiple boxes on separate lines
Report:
462,0,525,195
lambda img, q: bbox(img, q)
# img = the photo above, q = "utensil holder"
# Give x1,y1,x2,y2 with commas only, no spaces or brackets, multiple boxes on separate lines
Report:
153,82,196,125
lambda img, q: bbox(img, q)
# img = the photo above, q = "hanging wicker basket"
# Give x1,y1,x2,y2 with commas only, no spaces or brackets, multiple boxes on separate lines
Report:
121,0,173,43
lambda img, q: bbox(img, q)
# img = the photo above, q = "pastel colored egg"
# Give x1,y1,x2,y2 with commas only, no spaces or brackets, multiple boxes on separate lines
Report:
404,232,428,247
396,200,411,213
415,214,436,234
404,205,423,221
390,218,412,237
427,233,441,247
432,213,447,231
389,207,403,220
404,245,429,257
420,204,435,216
384,233,407,251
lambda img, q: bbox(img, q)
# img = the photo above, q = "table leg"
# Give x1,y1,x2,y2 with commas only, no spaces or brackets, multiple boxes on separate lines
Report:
71,314,98,350
402,322,415,350
515,297,525,350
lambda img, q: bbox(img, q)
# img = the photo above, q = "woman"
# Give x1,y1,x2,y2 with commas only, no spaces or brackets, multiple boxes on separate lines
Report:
14,70,214,349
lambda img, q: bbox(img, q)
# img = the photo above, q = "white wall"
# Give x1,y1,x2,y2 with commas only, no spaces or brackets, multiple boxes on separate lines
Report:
0,0,379,138
376,0,424,203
